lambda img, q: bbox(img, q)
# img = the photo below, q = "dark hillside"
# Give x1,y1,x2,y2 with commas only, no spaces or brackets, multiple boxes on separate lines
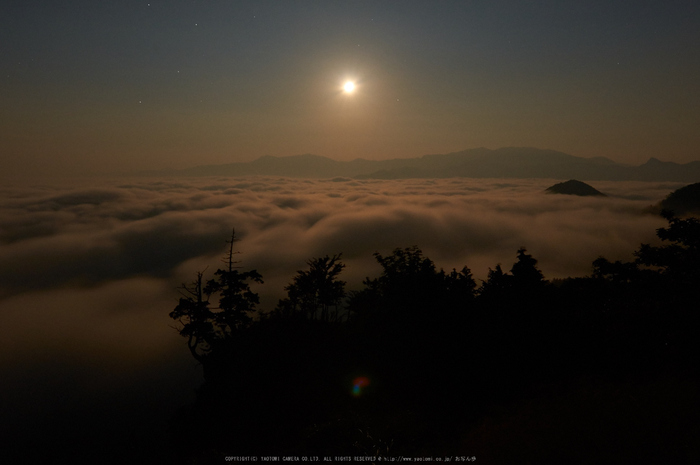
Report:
545,179,607,196
167,216,700,463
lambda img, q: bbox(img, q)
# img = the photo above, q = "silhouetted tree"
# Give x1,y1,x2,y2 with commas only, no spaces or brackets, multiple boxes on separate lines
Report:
478,249,547,303
591,212,699,300
365,246,439,309
633,212,700,354
349,246,476,323
274,254,346,322
442,266,477,309
170,229,263,362
592,256,640,284
204,229,263,336
478,264,512,298
635,211,700,287
592,212,699,289
168,217,700,463
170,270,214,363
511,247,545,287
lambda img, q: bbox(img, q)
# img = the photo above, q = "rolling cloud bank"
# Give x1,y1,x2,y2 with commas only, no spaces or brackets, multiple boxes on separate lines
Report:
0,175,682,461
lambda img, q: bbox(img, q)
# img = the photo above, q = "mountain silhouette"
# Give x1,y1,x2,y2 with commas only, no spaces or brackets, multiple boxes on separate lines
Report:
136,147,700,182
545,180,607,196
655,182,700,216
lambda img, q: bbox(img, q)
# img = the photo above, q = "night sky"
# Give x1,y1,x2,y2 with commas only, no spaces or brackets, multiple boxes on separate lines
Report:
2,1,699,178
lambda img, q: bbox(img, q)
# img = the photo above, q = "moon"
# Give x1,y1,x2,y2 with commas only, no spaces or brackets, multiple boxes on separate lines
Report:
343,81,355,93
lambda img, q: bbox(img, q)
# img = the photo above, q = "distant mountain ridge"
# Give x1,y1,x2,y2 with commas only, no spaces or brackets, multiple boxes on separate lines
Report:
138,147,700,182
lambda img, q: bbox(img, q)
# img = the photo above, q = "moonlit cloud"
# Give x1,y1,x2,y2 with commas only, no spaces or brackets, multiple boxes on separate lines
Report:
0,175,684,459
0,175,675,312
0,176,678,303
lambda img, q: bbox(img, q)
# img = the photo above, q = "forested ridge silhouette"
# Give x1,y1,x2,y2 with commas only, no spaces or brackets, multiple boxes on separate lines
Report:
168,214,700,463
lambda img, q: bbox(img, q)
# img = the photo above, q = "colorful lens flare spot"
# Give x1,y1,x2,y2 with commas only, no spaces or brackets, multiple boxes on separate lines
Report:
352,376,370,397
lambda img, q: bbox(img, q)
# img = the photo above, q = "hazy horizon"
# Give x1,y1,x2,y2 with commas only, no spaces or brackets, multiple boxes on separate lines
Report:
5,145,699,183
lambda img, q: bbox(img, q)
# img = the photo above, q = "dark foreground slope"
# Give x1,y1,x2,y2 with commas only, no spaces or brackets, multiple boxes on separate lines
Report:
167,215,700,463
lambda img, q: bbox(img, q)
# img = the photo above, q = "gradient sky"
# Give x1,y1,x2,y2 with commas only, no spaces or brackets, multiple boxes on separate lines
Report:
2,0,699,177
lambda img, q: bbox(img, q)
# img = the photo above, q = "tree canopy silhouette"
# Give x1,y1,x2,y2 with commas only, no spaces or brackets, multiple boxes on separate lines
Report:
272,254,346,322
169,270,214,363
168,214,700,462
348,246,476,322
635,210,700,285
169,229,262,363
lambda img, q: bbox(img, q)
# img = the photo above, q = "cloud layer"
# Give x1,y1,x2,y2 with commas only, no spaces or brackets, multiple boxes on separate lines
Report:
0,175,681,457
0,176,677,298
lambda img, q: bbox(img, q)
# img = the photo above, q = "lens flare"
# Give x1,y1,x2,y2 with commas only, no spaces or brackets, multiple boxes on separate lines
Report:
351,376,370,397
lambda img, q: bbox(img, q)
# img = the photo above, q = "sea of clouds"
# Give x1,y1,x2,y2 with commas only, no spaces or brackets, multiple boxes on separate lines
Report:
0,175,681,457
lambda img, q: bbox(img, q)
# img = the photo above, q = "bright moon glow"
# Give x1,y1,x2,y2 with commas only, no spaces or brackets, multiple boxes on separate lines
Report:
343,81,355,93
